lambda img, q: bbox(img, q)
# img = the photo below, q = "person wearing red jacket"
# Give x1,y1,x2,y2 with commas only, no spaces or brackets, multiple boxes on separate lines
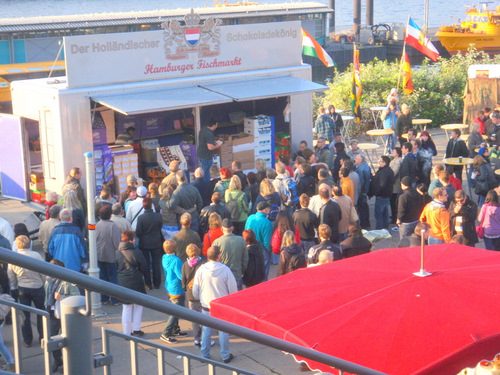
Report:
271,212,301,255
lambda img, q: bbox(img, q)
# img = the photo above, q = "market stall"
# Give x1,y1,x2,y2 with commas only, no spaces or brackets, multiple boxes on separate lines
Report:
4,15,326,201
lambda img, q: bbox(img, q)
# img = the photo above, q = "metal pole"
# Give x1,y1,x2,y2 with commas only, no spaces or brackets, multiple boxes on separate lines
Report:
84,152,105,317
414,229,431,277
61,295,94,375
328,0,335,33
353,0,361,39
423,0,429,34
366,0,374,26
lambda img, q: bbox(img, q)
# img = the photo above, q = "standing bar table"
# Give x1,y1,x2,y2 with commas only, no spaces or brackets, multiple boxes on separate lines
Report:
369,106,387,129
367,128,394,155
412,119,432,132
443,157,474,196
341,115,355,142
358,143,380,172
441,124,469,139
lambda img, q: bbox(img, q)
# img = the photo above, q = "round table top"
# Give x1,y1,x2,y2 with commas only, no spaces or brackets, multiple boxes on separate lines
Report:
342,115,355,121
367,128,394,136
401,132,422,139
358,143,380,150
412,119,432,125
443,157,474,166
369,106,387,111
496,169,500,176
440,124,469,130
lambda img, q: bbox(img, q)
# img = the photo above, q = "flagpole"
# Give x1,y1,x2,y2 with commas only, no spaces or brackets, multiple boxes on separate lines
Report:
397,16,410,92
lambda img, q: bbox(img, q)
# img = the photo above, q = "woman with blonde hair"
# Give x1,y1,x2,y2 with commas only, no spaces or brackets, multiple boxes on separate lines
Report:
472,154,496,207
276,230,306,277
63,190,85,232
202,212,223,257
468,122,484,157
224,175,248,235
252,178,281,217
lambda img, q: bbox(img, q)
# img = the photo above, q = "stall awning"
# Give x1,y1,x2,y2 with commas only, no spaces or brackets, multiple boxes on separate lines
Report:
199,75,328,101
91,76,327,115
90,85,234,115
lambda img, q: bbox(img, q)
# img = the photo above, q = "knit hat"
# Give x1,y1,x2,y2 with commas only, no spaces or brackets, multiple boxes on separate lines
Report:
137,186,148,197
219,168,232,180
401,176,412,187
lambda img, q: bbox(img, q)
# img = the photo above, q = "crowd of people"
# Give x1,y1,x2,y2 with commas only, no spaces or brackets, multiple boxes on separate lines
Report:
1,104,500,369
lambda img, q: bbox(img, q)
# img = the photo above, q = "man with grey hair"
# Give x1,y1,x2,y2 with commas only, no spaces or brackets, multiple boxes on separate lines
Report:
172,212,202,263
314,137,333,170
487,111,500,146
347,139,364,160
166,171,203,232
110,203,132,233
8,235,45,348
48,208,87,272
192,167,210,207
38,205,62,260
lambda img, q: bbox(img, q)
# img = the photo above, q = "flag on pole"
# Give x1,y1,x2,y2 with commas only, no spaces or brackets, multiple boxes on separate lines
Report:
351,43,362,123
402,52,414,94
405,18,440,62
301,28,336,68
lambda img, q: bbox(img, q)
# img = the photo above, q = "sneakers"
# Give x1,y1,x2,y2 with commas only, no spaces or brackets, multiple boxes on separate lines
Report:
194,340,215,347
131,330,144,337
160,334,177,344
173,331,188,337
223,353,234,364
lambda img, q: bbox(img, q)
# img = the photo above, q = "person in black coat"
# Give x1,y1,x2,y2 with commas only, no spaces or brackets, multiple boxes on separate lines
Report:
318,186,342,243
135,197,163,289
448,190,478,247
198,192,231,235
231,161,248,190
296,162,316,198
397,176,423,241
369,156,395,230
339,225,372,258
292,194,318,254
332,142,348,183
400,142,418,186
116,230,148,336
244,172,259,213
445,129,469,181
192,168,210,207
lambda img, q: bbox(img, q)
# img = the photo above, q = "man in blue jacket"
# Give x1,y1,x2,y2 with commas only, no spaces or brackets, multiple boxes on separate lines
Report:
355,154,372,229
160,239,188,344
244,202,272,280
48,208,87,272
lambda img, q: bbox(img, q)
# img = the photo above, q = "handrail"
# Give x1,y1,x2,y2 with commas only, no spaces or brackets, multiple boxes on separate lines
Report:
0,247,386,375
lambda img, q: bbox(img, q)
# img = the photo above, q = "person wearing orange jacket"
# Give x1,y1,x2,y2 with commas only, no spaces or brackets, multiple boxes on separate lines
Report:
419,187,452,244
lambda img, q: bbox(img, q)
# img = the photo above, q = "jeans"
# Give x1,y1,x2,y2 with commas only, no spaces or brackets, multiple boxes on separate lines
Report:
390,193,398,224
0,321,14,365
374,197,390,229
428,236,445,245
484,237,500,251
399,220,419,242
98,261,118,304
140,247,163,289
188,301,202,342
263,248,271,281
199,158,213,183
271,252,280,265
201,309,230,360
357,194,370,229
122,304,143,335
162,294,185,336
190,217,200,233
19,286,45,345
384,132,397,153
478,194,486,208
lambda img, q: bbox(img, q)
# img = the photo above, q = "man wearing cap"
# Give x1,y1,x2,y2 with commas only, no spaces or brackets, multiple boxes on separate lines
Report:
245,201,273,279
115,126,136,145
346,139,364,160
126,185,153,231
212,219,248,290
198,119,222,183
159,160,180,194
397,176,422,241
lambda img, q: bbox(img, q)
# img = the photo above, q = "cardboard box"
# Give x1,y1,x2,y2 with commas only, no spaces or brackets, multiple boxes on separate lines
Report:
31,190,46,203
141,148,157,163
29,181,45,191
220,159,233,168
240,161,255,171
30,172,44,184
244,116,273,129
223,132,254,146
232,150,254,163
244,126,272,138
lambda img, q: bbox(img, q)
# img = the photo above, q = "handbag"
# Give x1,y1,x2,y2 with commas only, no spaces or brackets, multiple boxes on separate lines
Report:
476,224,485,239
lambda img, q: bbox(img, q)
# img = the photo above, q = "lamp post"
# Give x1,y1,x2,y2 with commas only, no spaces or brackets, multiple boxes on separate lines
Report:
84,152,106,317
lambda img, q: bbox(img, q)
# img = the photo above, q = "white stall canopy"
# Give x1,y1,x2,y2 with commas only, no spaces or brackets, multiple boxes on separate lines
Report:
90,85,233,115
91,75,327,115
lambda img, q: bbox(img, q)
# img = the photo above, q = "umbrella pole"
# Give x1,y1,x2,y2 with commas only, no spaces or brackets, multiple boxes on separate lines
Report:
414,229,432,277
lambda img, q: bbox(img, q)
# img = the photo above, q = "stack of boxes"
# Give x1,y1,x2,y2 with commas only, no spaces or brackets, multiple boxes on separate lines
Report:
30,171,45,203
94,145,113,195
219,133,254,170
112,147,139,197
244,115,274,169
275,132,291,162
157,145,188,172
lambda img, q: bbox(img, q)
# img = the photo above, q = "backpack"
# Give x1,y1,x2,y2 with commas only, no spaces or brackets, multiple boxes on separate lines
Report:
266,198,280,221
287,251,306,273
283,178,299,208
0,293,14,321
226,191,244,221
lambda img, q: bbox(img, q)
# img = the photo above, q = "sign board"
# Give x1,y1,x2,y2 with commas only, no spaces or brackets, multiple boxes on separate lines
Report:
64,15,302,88
468,64,500,79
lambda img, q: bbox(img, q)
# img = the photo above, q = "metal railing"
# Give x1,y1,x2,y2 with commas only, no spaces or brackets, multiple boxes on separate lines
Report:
0,247,386,375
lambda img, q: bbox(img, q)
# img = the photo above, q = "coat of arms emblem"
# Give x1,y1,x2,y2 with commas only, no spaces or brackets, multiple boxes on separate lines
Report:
162,9,222,60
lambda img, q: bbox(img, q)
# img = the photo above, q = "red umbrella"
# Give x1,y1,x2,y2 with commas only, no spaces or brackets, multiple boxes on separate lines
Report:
211,244,500,374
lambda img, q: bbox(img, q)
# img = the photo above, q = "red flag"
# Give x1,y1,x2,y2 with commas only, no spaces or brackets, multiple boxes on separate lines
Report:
405,18,439,62
402,52,413,94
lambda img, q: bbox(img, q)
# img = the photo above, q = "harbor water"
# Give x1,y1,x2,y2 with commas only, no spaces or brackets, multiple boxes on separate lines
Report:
0,0,484,30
